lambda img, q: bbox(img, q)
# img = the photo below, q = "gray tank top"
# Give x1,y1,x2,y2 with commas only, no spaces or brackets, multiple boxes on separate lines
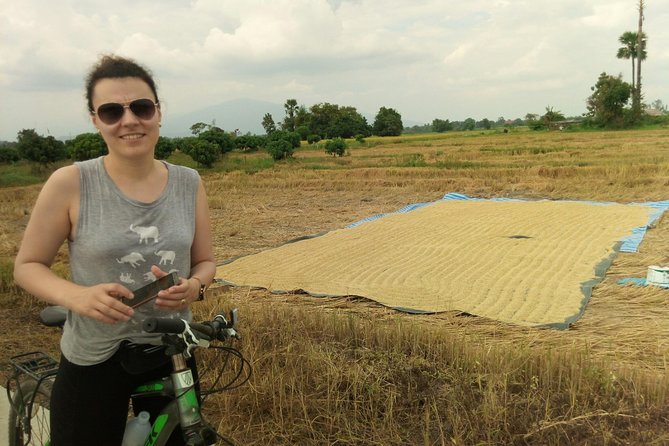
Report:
61,156,200,365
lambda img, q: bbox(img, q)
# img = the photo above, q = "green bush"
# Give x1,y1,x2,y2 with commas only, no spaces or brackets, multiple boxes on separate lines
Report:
199,129,236,154
235,134,267,151
269,130,300,149
66,133,106,161
155,136,176,160
266,139,294,160
189,139,220,167
0,145,20,163
325,138,347,157
307,134,321,145
17,129,68,166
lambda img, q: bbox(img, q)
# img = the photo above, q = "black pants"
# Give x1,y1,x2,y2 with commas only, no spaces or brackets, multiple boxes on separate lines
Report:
49,348,199,446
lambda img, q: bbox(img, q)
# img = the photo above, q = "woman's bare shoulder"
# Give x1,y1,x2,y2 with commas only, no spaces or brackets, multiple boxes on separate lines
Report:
41,164,80,194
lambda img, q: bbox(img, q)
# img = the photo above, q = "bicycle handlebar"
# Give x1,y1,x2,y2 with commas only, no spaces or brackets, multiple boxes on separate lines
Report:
142,309,240,342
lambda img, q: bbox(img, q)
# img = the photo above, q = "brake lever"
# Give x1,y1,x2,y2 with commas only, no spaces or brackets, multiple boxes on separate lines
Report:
180,320,210,358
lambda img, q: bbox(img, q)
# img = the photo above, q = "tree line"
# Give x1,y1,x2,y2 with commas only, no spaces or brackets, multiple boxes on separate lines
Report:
1,2,664,167
0,102,404,167
262,101,403,140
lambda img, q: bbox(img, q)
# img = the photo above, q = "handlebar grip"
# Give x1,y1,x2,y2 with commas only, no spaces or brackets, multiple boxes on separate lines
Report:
142,317,186,334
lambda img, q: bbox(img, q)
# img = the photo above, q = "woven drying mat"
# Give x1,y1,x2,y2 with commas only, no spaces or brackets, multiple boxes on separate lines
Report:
216,199,655,328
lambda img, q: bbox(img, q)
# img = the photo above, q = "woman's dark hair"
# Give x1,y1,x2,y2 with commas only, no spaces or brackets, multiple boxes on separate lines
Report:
85,55,159,112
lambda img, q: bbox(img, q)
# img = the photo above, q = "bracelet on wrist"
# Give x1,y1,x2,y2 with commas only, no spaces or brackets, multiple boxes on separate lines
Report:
190,276,206,301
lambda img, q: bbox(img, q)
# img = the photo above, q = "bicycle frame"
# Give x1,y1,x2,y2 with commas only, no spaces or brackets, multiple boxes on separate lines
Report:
132,352,217,446
7,308,244,446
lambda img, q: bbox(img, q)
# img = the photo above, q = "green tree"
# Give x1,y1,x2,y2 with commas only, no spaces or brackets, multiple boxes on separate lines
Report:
308,103,369,139
325,138,347,157
307,134,321,145
295,125,310,140
586,72,632,128
266,139,293,160
477,118,492,130
0,142,19,163
190,122,209,136
541,106,566,130
616,31,647,94
235,134,266,151
432,119,452,133
333,106,370,138
199,128,236,154
372,107,403,136
189,139,220,167
634,0,646,113
155,136,176,160
294,106,310,131
173,137,196,156
282,99,298,132
262,113,276,135
67,133,106,161
16,129,67,167
268,130,300,149
462,118,476,131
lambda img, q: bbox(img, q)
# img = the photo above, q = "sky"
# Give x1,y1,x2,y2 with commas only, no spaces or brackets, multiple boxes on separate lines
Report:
1,0,668,141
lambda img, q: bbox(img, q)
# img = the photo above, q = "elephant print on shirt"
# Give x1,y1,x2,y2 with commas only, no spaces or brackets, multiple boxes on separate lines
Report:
121,222,180,284
130,224,160,244
116,252,146,268
155,250,176,265
120,272,135,285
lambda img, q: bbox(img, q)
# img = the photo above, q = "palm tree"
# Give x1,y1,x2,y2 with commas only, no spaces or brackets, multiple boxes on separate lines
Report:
283,99,298,132
634,0,645,113
616,31,646,91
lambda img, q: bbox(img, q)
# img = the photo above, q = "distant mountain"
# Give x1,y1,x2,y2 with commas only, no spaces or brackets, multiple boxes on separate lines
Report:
162,98,284,137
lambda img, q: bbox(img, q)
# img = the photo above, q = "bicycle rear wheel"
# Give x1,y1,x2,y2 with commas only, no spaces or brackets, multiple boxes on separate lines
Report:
8,379,52,446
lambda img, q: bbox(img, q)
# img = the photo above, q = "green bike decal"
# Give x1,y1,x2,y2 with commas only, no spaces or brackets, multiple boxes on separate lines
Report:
135,382,165,393
184,388,198,407
144,414,169,446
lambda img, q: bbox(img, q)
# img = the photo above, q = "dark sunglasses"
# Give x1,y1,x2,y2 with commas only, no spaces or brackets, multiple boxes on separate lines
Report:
93,99,159,125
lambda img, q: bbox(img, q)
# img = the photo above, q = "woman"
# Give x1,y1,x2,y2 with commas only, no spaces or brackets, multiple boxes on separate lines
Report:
13,55,216,445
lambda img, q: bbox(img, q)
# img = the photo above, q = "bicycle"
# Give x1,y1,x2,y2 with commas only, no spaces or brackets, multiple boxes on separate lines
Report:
6,305,250,446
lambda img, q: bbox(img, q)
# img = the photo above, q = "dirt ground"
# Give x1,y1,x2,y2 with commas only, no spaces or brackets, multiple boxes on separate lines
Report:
2,161,669,382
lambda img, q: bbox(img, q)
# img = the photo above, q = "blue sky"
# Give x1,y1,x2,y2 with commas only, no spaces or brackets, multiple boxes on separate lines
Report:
1,0,667,140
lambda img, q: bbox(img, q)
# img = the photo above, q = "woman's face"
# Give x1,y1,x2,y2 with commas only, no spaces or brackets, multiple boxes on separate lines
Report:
90,77,161,159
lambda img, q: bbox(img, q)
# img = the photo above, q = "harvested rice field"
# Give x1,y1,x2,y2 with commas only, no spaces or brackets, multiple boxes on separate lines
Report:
2,128,669,445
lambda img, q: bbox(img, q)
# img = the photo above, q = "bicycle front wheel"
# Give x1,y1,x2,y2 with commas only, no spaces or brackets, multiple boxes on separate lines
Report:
8,379,52,446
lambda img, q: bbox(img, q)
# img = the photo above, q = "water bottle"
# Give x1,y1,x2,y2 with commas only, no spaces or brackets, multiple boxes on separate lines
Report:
121,410,151,446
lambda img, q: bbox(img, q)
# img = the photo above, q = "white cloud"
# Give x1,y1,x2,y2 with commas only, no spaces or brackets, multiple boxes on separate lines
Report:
0,0,667,140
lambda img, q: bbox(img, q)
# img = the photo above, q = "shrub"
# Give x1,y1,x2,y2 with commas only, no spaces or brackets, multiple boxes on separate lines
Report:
67,133,106,161
199,129,236,154
17,129,68,166
155,136,176,160
355,134,366,143
307,134,321,145
266,139,294,160
325,138,347,157
189,139,220,167
269,130,300,149
0,145,20,163
235,135,266,152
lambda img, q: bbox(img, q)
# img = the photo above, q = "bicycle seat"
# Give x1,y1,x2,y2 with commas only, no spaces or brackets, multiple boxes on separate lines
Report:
39,305,67,327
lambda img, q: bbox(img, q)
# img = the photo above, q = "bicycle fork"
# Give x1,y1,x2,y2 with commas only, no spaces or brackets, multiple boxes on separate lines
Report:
170,353,217,446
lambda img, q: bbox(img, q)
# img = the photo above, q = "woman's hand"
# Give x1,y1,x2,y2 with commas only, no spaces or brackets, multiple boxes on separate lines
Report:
152,265,198,309
69,283,135,324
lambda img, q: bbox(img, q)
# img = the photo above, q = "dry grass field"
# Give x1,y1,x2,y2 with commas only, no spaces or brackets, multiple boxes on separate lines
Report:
2,127,669,445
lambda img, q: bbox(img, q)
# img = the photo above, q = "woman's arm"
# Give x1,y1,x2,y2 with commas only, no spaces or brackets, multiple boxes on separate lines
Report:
13,165,134,324
155,177,216,307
